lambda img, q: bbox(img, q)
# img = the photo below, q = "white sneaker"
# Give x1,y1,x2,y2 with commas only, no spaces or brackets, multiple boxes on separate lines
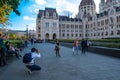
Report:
27,68,32,75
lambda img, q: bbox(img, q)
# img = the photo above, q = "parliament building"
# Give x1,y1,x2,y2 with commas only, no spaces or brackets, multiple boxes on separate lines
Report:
36,0,120,40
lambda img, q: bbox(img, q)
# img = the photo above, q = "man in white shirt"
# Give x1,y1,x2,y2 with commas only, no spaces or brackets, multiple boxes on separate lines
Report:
26,48,41,74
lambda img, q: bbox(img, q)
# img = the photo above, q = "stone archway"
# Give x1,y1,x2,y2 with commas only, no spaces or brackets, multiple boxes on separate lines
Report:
45,33,49,40
53,33,57,40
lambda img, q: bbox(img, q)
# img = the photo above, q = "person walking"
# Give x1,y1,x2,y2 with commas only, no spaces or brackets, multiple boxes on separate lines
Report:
25,48,41,74
81,39,87,55
73,38,79,55
31,38,34,46
54,40,61,57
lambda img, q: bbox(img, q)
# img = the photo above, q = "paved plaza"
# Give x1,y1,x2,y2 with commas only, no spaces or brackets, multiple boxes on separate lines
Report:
0,43,120,80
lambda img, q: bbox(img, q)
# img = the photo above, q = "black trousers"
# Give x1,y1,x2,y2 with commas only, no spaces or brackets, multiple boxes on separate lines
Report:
81,47,86,53
0,47,7,66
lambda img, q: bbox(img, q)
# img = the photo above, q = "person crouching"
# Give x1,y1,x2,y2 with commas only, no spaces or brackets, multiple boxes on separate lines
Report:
25,48,41,74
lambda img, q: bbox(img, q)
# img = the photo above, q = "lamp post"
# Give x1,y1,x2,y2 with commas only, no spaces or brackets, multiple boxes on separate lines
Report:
26,25,29,40
5,29,9,39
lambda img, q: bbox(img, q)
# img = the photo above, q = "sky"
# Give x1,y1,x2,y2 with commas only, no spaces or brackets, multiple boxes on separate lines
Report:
8,0,100,31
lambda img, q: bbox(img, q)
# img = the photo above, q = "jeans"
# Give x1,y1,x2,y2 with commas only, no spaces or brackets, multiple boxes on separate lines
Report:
74,46,78,54
8,50,19,58
26,64,41,71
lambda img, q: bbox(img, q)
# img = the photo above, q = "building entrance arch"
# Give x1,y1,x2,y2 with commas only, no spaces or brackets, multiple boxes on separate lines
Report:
45,33,49,41
53,33,57,40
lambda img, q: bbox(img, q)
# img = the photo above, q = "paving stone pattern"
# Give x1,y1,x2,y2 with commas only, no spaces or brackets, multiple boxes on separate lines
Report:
0,43,120,80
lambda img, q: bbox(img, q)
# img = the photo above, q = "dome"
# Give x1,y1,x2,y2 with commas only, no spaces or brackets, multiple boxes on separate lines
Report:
80,0,95,6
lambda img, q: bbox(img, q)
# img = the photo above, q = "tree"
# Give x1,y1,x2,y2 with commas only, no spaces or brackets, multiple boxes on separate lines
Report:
0,4,12,25
21,35,27,40
0,0,28,26
9,33,16,40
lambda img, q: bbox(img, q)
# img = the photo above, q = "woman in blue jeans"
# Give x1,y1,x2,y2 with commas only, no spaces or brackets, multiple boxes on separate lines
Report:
73,38,79,55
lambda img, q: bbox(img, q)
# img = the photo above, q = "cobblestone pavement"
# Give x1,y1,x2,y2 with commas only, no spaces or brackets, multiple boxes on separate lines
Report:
0,43,120,80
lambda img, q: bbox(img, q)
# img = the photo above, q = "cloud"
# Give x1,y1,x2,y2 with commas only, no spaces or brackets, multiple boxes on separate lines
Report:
28,0,80,17
23,16,35,20
28,4,45,15
28,23,36,30
27,0,99,18
35,0,46,5
94,0,100,13
55,0,79,17
34,9,39,14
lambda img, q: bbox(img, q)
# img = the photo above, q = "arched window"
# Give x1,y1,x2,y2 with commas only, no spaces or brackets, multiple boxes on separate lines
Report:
71,34,73,37
38,34,41,37
79,34,81,37
67,34,69,37
111,31,114,35
63,33,65,37
101,32,104,36
106,32,108,36
117,30,120,35
53,12,56,17
46,12,49,17
75,34,78,37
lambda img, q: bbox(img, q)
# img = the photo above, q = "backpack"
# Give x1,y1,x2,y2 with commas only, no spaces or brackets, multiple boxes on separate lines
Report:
23,53,32,63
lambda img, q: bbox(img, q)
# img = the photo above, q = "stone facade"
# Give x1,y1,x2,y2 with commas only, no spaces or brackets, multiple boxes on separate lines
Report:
36,0,120,40
36,8,59,40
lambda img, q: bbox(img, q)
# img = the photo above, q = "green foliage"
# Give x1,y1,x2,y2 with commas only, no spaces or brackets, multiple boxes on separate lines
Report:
0,0,20,15
56,39,74,43
93,43,120,49
104,44,120,49
90,38,120,43
89,38,120,49
4,40,22,47
21,35,27,40
0,4,12,25
9,33,16,40
0,0,28,26
50,39,120,49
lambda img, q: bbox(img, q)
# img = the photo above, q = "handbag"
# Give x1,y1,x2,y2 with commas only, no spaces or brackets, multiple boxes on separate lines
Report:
72,47,75,52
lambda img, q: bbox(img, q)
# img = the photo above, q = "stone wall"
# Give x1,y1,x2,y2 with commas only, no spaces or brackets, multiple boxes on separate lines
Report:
59,42,120,58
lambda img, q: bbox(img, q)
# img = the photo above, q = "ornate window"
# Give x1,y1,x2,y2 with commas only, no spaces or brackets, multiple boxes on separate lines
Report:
79,34,81,37
110,8,114,15
53,12,56,18
62,33,65,37
111,31,114,35
53,22,57,30
106,32,108,36
38,34,41,37
117,30,120,35
71,34,73,37
75,34,78,37
101,32,104,36
67,34,69,37
45,22,49,31
46,12,49,17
